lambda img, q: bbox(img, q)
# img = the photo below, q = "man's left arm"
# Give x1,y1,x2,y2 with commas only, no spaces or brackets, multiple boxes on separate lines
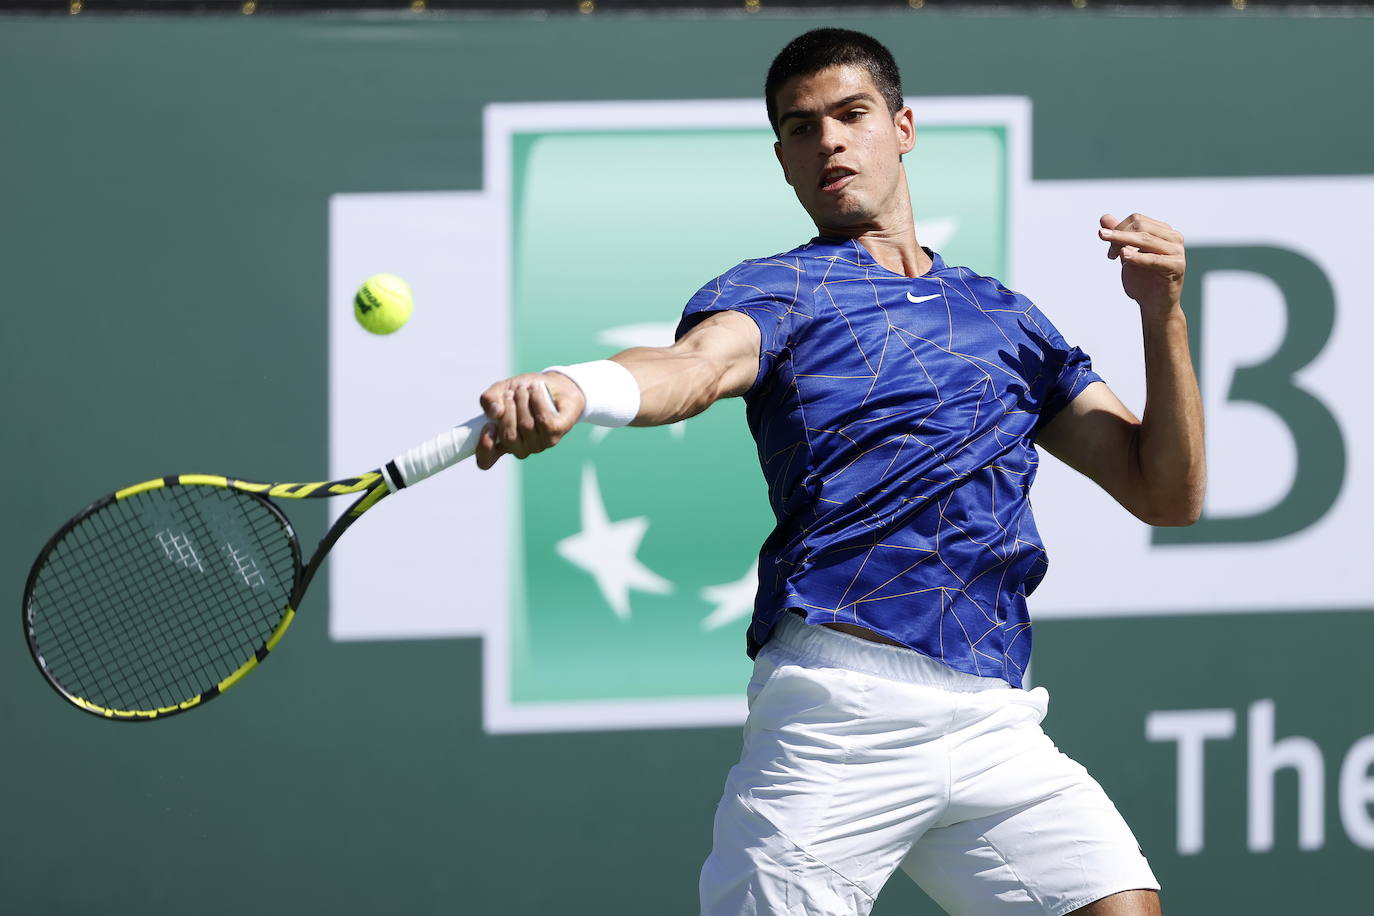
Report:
1036,212,1206,527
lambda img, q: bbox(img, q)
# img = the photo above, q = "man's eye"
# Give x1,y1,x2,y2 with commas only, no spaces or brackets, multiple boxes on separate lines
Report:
843,109,866,120
790,123,811,136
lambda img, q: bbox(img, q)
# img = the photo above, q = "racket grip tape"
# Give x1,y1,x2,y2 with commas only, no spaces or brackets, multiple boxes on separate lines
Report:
385,417,486,490
384,382,557,491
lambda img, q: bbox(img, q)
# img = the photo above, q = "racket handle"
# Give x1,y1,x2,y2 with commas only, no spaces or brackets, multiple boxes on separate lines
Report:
386,416,487,490
384,382,557,490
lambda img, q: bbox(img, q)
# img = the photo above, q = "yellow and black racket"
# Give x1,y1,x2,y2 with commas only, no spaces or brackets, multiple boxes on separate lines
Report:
22,413,496,721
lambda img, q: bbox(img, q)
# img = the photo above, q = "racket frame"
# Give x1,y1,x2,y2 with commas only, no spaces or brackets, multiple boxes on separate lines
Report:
22,471,391,721
23,410,498,721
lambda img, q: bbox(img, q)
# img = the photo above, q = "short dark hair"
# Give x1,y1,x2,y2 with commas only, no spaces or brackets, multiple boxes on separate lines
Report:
765,28,904,137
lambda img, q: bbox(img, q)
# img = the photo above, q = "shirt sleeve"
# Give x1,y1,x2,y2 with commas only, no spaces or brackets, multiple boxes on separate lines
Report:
675,259,803,396
1023,303,1103,434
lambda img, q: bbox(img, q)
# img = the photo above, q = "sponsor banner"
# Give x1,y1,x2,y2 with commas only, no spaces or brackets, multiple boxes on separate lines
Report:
1021,177,1374,618
327,191,511,641
328,98,1371,734
329,97,1031,731
498,99,1028,731
1034,610,1374,911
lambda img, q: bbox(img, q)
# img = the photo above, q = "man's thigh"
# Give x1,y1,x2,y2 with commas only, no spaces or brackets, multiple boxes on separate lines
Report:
1068,889,1162,916
700,651,951,915
899,772,1159,916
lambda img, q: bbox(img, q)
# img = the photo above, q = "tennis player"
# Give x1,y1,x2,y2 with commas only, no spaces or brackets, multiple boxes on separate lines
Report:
476,28,1203,916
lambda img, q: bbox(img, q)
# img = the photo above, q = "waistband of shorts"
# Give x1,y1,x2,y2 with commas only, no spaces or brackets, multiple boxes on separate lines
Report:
764,612,1011,693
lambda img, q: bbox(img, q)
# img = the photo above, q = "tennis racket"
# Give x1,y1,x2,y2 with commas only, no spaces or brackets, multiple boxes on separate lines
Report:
22,410,505,721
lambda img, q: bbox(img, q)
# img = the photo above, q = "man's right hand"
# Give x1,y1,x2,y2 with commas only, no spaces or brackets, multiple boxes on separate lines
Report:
475,371,586,470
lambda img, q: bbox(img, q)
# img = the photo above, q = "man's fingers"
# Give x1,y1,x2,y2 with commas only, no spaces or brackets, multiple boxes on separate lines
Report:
1099,227,1179,254
1119,248,1182,270
513,383,537,455
478,373,571,466
480,384,507,421
475,424,505,471
1102,212,1182,240
1128,213,1181,240
1100,214,1121,258
530,379,558,427
498,388,526,458
498,387,520,448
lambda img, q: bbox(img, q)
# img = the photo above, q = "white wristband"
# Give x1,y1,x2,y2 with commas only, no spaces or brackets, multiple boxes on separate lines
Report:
543,360,641,427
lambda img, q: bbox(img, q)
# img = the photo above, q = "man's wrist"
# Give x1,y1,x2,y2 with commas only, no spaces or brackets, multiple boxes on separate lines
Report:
1139,301,1187,330
542,360,641,427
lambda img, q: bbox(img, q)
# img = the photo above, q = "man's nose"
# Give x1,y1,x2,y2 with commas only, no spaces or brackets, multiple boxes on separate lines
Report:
816,118,846,155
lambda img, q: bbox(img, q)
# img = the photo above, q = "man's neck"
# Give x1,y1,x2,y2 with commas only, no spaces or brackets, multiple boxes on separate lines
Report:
854,228,932,278
813,181,932,277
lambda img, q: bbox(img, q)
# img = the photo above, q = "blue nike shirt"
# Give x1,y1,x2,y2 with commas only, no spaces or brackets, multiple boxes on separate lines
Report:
676,238,1101,687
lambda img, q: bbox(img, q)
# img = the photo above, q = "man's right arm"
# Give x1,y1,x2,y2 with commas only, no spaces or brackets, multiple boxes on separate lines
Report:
613,310,762,425
475,309,761,469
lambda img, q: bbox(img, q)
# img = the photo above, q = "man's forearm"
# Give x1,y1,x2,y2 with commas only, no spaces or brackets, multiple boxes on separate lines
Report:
610,346,741,427
1135,309,1206,525
475,310,759,469
609,311,761,427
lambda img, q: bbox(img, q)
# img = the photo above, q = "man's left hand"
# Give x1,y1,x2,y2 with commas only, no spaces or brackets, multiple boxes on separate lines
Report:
1099,212,1186,319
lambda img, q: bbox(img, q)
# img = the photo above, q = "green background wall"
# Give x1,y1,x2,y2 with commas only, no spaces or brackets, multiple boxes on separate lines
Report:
2,10,1370,914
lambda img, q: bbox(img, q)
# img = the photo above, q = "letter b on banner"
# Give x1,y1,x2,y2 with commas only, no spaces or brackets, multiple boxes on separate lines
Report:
1156,246,1345,546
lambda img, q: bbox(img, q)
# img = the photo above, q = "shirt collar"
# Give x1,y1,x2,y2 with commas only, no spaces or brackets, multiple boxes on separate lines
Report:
809,237,946,277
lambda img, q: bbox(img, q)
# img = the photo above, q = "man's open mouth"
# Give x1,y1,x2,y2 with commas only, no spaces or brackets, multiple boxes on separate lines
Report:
819,167,856,192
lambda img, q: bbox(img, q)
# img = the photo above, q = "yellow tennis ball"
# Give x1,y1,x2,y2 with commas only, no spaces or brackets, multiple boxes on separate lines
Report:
353,274,413,335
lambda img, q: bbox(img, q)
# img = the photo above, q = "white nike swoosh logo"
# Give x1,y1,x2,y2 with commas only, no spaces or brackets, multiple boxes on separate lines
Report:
907,292,941,304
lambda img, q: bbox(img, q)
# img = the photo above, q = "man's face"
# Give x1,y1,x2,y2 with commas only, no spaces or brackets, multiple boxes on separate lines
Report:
772,64,915,235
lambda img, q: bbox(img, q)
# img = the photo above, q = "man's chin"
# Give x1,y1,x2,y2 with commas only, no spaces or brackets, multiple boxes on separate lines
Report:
795,188,882,232
808,212,876,238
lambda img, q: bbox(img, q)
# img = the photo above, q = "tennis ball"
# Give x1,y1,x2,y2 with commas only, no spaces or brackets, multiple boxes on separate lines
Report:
354,274,413,335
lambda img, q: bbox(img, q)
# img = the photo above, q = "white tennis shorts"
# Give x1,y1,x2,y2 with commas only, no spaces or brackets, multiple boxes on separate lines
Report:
700,613,1159,915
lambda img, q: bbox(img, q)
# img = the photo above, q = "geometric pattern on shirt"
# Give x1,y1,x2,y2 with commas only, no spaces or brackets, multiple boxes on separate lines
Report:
678,238,1101,687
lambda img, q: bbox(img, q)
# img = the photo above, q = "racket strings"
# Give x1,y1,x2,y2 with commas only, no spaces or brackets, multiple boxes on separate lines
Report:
40,508,233,705
28,486,299,712
38,493,293,708
49,528,226,707
44,508,215,690
99,492,296,699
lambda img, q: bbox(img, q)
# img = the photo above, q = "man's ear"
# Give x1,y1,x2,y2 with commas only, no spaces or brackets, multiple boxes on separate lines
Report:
895,106,916,157
774,141,793,186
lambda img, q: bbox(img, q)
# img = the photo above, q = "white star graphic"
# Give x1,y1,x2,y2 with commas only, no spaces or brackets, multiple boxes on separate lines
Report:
556,463,673,620
699,560,758,632
916,216,958,251
596,322,679,350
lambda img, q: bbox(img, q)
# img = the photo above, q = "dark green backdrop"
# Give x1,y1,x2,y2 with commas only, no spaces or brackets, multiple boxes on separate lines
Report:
3,10,1370,914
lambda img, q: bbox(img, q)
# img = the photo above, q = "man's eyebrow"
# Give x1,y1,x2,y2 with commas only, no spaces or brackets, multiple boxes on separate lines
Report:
778,93,878,127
